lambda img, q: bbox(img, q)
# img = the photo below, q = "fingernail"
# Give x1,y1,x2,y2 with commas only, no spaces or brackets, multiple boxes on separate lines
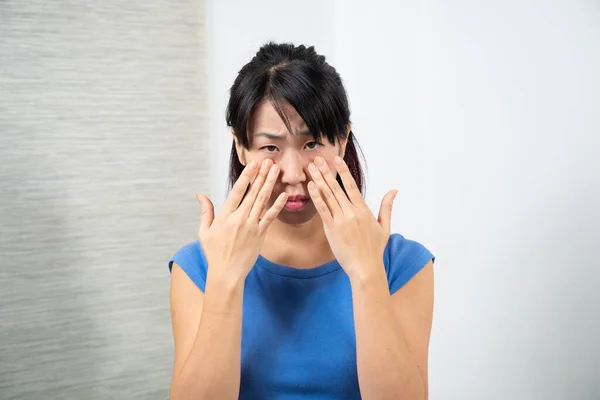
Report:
334,156,343,165
315,157,325,167
269,164,279,176
393,190,398,199
308,163,317,172
249,161,256,168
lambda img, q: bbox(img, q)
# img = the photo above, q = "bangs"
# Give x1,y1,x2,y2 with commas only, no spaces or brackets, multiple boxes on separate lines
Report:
265,61,349,144
228,59,350,147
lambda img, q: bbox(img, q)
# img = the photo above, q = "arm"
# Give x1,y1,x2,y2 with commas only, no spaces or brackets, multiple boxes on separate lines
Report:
169,263,245,400
350,260,434,400
303,156,434,398
169,158,285,399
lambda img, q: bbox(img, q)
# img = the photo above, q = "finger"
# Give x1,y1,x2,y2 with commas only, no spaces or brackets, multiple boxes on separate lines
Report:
334,156,363,205
239,158,273,216
314,156,352,211
197,194,214,232
377,190,397,236
258,192,288,232
307,181,334,225
308,162,342,218
222,161,259,213
249,163,280,221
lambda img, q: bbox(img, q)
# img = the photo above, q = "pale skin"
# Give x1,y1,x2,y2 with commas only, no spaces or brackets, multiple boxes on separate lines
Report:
169,100,434,400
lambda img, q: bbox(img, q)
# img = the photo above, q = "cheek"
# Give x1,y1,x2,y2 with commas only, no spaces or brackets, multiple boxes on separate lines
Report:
317,145,341,167
320,155,338,174
245,152,262,162
326,158,336,169
245,152,274,166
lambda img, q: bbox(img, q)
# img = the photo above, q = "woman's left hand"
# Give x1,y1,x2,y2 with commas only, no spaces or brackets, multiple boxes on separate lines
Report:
307,156,398,280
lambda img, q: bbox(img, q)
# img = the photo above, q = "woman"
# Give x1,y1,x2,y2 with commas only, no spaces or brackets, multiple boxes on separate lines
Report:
169,42,435,400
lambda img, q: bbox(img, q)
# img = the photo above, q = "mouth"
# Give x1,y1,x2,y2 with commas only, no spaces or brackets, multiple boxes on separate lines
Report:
284,195,310,212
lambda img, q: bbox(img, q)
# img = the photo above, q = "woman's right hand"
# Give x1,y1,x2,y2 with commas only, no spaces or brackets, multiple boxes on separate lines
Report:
195,158,287,284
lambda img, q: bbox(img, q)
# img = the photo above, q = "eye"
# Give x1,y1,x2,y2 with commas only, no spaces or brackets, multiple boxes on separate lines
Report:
304,141,322,151
260,145,279,153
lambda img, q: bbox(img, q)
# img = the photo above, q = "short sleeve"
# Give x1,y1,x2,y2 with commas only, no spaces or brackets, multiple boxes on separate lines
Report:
384,233,435,295
168,241,208,292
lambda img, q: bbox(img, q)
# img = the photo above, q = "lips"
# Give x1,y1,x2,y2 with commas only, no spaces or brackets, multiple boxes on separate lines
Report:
284,195,310,212
286,195,309,202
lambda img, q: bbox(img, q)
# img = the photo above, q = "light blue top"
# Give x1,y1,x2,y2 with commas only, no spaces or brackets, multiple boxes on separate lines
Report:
169,233,434,399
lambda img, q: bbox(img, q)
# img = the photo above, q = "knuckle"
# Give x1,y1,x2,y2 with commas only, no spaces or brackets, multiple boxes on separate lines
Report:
251,177,265,191
229,216,243,229
256,192,269,204
232,185,246,196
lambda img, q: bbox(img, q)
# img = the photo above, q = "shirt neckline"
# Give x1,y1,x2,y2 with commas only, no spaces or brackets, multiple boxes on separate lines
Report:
255,254,342,278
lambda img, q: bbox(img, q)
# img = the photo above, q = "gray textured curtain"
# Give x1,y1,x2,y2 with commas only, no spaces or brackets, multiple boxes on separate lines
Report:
0,1,209,398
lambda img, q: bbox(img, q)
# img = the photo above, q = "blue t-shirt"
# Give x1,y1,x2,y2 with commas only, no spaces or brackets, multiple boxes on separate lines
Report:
169,233,434,400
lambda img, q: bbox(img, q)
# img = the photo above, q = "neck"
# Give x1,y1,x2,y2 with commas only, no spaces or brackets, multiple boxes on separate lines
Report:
263,214,335,268
266,213,327,246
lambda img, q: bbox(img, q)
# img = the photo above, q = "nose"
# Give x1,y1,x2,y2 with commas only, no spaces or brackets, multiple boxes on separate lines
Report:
278,151,307,186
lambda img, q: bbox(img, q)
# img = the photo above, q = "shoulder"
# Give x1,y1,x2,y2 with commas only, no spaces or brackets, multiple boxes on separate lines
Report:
383,233,435,295
168,240,208,292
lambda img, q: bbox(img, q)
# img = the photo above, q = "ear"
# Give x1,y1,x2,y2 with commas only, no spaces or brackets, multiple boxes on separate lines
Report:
338,124,351,159
232,129,247,166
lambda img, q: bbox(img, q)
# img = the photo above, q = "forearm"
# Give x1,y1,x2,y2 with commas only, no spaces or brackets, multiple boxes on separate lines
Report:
350,267,425,400
171,274,245,400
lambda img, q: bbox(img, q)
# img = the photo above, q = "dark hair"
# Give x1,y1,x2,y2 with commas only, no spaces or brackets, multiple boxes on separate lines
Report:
226,42,366,195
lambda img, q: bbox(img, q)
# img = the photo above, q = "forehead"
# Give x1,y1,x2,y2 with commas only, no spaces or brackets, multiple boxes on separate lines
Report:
249,99,307,136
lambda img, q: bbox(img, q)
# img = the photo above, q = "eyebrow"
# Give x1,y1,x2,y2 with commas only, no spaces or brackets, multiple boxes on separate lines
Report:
254,129,313,140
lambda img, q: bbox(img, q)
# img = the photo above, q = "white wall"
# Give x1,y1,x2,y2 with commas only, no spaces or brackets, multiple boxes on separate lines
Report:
205,1,600,398
427,3,600,399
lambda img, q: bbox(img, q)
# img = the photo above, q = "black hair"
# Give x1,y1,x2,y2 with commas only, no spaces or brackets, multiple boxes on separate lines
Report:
226,42,365,194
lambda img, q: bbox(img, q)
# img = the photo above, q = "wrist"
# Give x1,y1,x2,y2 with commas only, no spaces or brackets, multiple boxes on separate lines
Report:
203,269,246,317
206,266,247,290
347,262,388,288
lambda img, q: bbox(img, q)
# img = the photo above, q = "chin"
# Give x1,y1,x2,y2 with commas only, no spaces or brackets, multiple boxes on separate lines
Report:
276,208,317,225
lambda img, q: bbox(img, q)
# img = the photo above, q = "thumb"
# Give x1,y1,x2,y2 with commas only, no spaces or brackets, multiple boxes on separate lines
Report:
377,190,397,235
196,194,214,232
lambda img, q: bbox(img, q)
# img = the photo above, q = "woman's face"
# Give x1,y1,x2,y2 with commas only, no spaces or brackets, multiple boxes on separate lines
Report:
234,100,348,225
